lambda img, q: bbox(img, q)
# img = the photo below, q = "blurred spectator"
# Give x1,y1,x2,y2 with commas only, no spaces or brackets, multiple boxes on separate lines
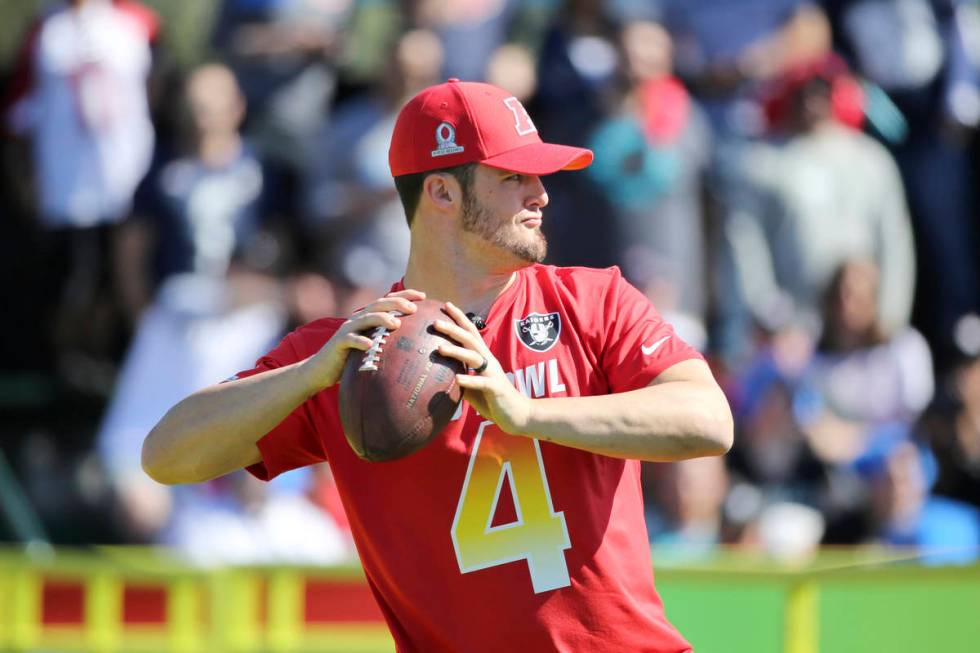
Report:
532,0,621,269
98,63,293,541
3,0,158,387
825,0,980,369
586,20,712,338
4,0,157,228
857,426,980,563
165,469,351,566
409,0,516,82
799,259,935,542
644,457,730,561
729,376,830,507
486,42,538,103
662,0,832,135
727,258,936,548
797,260,933,491
658,0,835,362
724,365,857,545
301,28,442,296
115,63,276,321
717,56,916,358
210,0,352,176
535,0,621,148
920,313,980,510
806,259,933,429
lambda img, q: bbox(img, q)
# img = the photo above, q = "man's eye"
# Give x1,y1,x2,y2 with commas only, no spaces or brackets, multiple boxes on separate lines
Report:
507,174,524,182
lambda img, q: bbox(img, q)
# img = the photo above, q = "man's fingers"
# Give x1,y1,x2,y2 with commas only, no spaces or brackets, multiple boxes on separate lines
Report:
343,333,375,350
433,318,482,350
387,288,426,301
437,343,484,370
347,311,401,333
356,296,419,318
456,374,492,391
443,302,480,334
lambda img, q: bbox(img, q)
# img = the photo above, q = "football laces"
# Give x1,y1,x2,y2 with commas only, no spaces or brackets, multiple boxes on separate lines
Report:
359,310,405,372
359,325,389,372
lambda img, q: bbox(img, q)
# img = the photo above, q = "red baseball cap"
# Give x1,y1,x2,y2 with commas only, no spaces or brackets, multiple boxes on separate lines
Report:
389,79,593,177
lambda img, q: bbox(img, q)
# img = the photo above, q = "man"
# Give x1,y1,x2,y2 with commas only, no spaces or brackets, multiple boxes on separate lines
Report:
143,79,733,652
719,55,915,350
3,0,158,376
102,63,321,548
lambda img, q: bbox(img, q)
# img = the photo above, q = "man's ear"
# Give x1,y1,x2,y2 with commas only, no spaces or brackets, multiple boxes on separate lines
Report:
422,173,460,213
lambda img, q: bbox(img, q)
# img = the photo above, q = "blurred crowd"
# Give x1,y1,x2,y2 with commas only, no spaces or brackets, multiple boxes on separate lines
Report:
1,0,979,566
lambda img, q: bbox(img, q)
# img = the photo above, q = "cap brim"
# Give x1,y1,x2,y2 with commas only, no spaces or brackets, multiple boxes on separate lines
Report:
480,142,593,176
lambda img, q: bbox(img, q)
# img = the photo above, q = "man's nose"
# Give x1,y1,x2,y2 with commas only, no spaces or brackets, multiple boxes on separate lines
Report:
526,175,549,209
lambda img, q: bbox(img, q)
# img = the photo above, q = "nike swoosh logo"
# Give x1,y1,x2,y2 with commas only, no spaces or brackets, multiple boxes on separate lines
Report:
641,336,670,356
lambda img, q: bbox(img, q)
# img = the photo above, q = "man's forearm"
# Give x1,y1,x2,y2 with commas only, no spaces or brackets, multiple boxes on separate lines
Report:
523,381,733,462
141,290,425,485
141,360,320,484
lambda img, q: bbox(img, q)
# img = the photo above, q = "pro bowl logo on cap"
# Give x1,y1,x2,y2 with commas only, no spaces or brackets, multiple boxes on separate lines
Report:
431,121,465,158
515,312,561,353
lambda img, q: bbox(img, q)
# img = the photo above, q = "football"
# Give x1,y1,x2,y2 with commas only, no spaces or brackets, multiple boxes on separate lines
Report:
339,299,465,462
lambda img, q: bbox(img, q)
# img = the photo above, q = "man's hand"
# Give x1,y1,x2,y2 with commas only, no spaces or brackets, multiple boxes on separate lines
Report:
305,289,427,392
143,289,428,485
434,302,533,436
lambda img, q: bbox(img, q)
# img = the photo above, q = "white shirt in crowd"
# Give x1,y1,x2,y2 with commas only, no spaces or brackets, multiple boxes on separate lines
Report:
8,0,155,227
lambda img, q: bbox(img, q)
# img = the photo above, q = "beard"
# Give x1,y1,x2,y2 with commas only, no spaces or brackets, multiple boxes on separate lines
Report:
461,193,547,263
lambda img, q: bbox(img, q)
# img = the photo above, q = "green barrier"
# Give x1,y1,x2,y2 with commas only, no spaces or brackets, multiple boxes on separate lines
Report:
654,549,980,653
0,547,977,653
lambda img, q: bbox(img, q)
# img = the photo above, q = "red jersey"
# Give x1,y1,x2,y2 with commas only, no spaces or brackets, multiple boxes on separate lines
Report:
239,264,699,652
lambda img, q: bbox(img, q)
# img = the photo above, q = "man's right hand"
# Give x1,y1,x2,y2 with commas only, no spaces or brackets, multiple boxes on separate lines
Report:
142,288,428,484
304,289,427,392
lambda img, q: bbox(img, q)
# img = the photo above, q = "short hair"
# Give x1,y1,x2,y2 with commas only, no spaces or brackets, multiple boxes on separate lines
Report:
393,162,477,227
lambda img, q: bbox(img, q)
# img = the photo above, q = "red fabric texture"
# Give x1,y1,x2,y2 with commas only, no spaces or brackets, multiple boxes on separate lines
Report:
238,265,698,653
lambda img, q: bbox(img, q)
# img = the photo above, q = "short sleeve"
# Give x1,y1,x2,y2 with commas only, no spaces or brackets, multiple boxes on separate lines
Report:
232,321,342,481
600,272,703,392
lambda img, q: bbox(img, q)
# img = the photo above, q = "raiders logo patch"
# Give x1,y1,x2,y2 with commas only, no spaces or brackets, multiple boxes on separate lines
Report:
515,312,561,352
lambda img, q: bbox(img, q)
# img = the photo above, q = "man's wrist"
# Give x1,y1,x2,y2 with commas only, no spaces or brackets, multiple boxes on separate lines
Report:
297,356,331,396
515,395,539,438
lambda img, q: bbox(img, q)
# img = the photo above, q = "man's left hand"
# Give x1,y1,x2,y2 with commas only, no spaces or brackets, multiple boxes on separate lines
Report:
433,302,533,436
